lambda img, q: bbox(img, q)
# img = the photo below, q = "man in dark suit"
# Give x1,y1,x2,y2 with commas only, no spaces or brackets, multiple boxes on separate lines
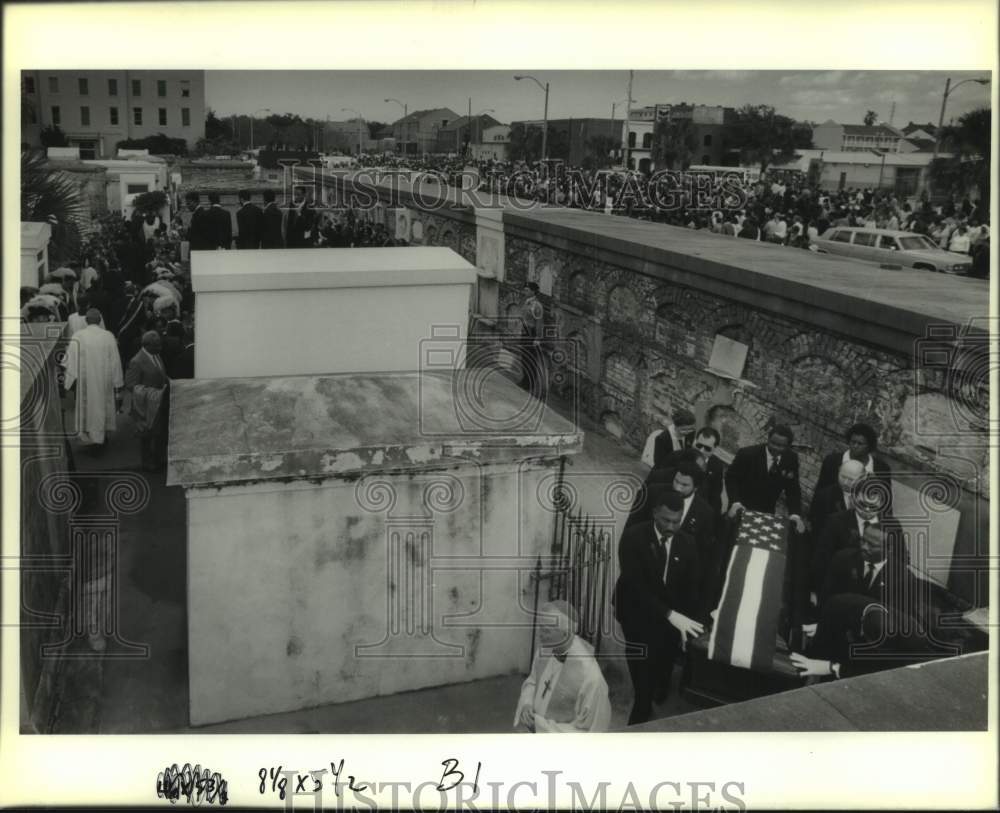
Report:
261,189,284,249
206,191,233,249
670,460,721,618
235,190,264,249
725,424,804,530
791,594,937,680
613,492,703,725
680,426,725,517
808,458,866,537
814,422,893,494
811,484,891,593
285,189,316,248
185,192,213,251
819,521,914,612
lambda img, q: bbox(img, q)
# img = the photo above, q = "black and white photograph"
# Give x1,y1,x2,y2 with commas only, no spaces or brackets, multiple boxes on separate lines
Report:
4,1,997,810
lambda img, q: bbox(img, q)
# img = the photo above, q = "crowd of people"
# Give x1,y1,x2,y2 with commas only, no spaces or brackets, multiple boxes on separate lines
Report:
183,190,405,250
350,153,990,273
22,211,194,471
476,159,989,261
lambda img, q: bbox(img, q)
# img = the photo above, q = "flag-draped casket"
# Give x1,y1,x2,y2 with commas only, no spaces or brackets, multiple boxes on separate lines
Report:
708,511,789,672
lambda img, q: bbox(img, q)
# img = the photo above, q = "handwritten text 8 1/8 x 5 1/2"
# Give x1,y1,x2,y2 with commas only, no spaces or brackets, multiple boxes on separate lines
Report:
258,759,481,801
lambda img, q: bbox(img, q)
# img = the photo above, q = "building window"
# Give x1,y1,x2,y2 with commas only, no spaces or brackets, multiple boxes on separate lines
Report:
703,133,713,146
642,132,652,148
51,106,61,125
24,76,35,94
180,80,191,98
133,107,143,125
628,131,636,148
108,78,118,96
157,79,167,97
110,107,119,125
78,77,89,95
158,108,167,126
127,183,150,195
80,106,90,126
132,79,141,97
77,141,97,160
181,107,191,127
701,154,711,164
25,104,37,124
48,76,59,93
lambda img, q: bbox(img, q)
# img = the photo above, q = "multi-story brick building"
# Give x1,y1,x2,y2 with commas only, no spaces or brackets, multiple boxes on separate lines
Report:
21,70,206,158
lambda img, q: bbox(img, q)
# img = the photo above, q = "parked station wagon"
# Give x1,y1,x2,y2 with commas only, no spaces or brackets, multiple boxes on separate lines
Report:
815,227,974,275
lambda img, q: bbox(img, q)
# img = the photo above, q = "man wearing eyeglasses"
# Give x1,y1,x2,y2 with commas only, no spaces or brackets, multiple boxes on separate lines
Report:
688,427,725,518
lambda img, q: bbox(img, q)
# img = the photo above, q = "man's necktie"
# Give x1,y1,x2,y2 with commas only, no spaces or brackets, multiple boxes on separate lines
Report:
661,536,672,584
768,456,780,476
866,563,878,589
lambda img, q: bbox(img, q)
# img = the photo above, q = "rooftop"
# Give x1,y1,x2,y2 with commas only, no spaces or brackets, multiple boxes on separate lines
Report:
167,371,582,488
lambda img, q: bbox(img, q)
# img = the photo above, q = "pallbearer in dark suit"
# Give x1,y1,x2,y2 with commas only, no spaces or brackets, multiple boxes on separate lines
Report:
185,192,213,251
235,190,264,249
810,481,896,593
613,492,703,725
819,522,918,619
808,458,866,538
725,424,804,532
261,190,284,249
207,191,233,249
814,422,893,494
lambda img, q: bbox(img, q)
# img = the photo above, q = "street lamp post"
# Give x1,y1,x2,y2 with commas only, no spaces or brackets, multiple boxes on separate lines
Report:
610,96,635,167
385,98,408,156
342,108,364,157
929,76,990,200
250,107,271,152
514,75,549,161
933,76,991,160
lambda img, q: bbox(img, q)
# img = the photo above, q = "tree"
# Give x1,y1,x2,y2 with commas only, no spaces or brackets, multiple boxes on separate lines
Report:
204,108,233,141
726,104,813,171
366,120,388,140
583,135,618,170
131,190,168,214
39,125,69,148
116,133,188,155
508,122,543,162
20,149,83,264
653,118,698,170
930,106,991,211
863,110,879,126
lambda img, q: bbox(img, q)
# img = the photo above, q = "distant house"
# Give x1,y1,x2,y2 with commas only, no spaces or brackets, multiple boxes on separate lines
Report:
772,148,949,196
435,114,502,155
472,124,511,161
812,120,913,153
390,108,460,156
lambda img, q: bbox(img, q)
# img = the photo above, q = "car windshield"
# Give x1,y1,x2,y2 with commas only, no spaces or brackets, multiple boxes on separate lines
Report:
899,235,937,251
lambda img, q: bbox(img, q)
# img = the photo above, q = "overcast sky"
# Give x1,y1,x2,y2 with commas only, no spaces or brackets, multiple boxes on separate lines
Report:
206,70,992,127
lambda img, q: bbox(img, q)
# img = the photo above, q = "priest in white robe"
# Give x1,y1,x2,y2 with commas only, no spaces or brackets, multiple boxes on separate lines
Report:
514,601,612,733
62,309,123,448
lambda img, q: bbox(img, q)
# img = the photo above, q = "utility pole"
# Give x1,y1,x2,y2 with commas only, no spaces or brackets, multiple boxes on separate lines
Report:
888,100,896,127
624,70,634,171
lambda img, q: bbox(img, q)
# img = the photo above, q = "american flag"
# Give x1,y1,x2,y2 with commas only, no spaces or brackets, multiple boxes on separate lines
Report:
708,511,789,672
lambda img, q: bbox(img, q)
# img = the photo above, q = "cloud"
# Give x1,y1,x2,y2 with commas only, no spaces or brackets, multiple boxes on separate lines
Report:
777,71,848,88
